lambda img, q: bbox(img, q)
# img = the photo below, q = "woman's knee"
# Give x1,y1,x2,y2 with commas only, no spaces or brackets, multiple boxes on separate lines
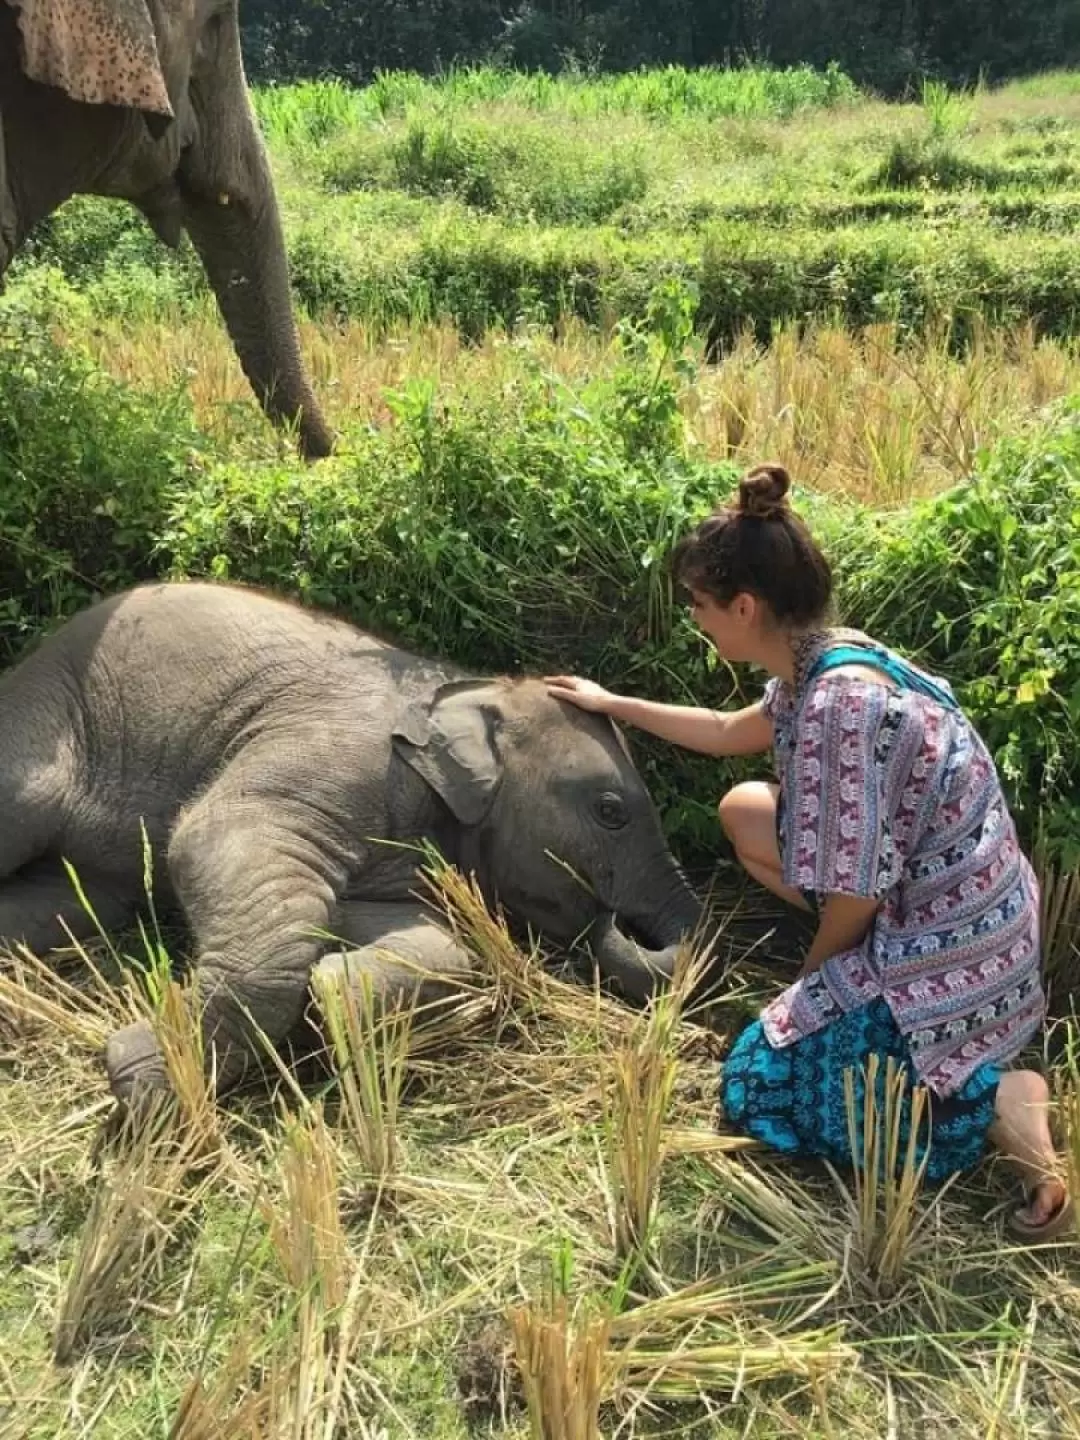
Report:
718,782,754,842
718,781,776,850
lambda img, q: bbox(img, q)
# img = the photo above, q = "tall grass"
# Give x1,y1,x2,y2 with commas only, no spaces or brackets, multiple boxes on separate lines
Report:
254,63,861,147
837,1055,933,1292
311,969,415,1190
61,296,1080,507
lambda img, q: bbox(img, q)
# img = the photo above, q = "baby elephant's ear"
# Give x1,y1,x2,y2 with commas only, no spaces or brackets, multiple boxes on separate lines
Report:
10,0,176,120
392,681,503,827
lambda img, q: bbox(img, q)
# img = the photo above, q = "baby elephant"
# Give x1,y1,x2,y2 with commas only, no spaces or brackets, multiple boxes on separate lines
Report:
0,582,707,1100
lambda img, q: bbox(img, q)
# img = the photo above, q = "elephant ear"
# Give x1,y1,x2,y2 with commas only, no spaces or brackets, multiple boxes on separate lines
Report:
392,681,503,827
6,0,175,120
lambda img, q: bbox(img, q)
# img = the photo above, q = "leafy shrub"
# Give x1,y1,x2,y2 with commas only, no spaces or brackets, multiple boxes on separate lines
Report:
836,405,1080,861
16,197,206,309
159,280,741,855
0,272,209,658
331,115,653,225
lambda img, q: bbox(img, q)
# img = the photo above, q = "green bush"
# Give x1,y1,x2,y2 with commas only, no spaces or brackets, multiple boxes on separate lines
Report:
0,272,209,658
385,116,652,223
156,279,1080,863
16,197,206,316
868,135,1080,192
836,407,1080,861
159,280,742,854
279,201,1080,344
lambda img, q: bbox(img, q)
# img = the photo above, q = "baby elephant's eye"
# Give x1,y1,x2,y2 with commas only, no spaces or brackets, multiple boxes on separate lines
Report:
594,791,629,829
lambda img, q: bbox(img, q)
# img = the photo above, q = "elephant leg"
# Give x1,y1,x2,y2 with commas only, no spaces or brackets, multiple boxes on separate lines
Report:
313,899,474,1011
106,782,343,1105
0,861,134,957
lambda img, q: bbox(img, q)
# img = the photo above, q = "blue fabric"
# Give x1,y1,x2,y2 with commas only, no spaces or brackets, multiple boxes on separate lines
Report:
720,998,1001,1185
804,644,959,712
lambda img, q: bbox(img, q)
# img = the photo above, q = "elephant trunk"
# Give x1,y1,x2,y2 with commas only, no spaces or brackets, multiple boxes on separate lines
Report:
634,865,705,949
181,183,333,461
178,22,332,462
594,860,714,1005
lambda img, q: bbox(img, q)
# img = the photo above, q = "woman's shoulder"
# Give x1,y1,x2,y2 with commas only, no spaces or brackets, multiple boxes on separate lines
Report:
761,674,794,723
798,627,960,711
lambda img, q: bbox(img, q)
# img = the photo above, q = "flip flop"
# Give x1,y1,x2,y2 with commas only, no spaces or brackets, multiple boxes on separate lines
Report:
1007,1188,1076,1245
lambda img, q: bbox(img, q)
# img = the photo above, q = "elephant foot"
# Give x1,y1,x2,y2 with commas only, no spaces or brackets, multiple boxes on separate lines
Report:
104,1018,170,1108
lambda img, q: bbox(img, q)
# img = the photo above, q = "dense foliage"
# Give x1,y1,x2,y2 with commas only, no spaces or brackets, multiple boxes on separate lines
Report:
239,0,1080,95
3,276,1077,863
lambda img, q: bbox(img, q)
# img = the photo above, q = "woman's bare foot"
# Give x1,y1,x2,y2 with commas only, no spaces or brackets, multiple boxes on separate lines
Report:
988,1069,1071,1238
1013,1177,1068,1228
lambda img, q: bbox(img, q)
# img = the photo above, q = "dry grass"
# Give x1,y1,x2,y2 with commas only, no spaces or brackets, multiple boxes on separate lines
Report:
509,1287,613,1440
311,968,415,1191
1056,1029,1080,1248
835,1054,933,1293
152,979,225,1154
1038,858,1080,1002
53,1099,222,1364
77,308,1080,505
1,879,1079,1438
0,942,142,1053
602,951,708,1261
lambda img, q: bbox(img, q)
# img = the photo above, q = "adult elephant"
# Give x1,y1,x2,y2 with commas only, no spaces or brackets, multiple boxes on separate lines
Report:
0,0,332,459
0,582,711,1103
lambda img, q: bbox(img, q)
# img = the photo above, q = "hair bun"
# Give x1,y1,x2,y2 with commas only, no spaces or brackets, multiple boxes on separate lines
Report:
737,463,791,520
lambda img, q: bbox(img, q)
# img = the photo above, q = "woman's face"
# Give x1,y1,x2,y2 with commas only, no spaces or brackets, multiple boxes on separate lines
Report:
687,587,762,663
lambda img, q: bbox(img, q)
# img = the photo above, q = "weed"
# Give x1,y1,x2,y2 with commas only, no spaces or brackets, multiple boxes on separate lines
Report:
508,1280,613,1440
312,968,415,1190
835,1053,933,1293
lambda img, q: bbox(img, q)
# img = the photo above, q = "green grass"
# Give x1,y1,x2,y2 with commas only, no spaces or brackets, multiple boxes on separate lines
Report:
252,61,860,143
21,65,1080,345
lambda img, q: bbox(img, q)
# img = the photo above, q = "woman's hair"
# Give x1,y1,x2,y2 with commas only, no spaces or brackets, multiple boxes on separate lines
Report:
671,463,833,628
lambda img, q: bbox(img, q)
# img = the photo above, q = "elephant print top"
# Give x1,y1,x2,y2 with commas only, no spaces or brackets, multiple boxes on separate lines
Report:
8,0,174,118
758,628,1044,1098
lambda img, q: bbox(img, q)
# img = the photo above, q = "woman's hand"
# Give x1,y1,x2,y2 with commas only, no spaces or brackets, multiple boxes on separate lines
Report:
545,675,620,714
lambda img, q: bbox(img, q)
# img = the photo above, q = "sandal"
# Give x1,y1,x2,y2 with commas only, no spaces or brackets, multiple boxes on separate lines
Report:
1007,1187,1076,1245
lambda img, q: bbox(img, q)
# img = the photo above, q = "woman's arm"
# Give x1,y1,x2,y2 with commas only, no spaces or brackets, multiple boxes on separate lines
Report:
800,893,881,976
545,676,774,758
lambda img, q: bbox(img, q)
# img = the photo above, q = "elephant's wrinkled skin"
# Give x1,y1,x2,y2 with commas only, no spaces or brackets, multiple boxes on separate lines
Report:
0,583,707,1101
0,0,332,459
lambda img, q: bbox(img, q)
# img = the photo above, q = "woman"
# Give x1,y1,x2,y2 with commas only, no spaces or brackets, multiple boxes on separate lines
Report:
547,463,1072,1241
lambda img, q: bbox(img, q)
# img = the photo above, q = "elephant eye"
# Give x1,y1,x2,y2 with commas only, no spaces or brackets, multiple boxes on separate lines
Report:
594,791,629,829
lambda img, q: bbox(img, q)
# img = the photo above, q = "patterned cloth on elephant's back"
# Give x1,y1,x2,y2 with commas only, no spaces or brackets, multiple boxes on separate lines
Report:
759,627,1044,1098
720,999,1002,1185
7,0,174,117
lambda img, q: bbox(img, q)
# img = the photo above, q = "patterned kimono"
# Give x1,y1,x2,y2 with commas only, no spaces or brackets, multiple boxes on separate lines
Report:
720,630,1045,1182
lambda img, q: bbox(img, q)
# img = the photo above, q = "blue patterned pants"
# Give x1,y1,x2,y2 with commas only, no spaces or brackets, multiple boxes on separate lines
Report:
720,999,1001,1185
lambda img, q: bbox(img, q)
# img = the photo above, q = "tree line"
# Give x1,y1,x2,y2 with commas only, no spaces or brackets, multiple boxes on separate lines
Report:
240,0,1080,94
